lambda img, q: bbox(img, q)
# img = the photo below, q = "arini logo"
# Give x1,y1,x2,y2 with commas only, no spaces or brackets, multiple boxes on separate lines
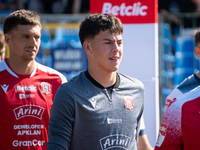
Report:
100,134,131,150
1,84,9,93
13,105,45,120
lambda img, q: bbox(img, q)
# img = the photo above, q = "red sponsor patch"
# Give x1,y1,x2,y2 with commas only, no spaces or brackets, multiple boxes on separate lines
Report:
124,96,134,110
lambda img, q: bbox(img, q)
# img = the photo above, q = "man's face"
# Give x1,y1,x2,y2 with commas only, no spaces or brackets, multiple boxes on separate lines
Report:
5,24,41,62
0,46,5,61
87,30,123,73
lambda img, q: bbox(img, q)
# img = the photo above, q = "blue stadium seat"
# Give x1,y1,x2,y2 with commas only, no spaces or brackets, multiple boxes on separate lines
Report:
36,28,52,66
52,28,81,49
162,23,175,54
160,69,174,88
174,36,196,86
163,53,175,71
160,23,175,90
175,52,194,69
54,27,69,42
50,28,87,79
174,67,195,86
40,28,51,49
175,36,195,53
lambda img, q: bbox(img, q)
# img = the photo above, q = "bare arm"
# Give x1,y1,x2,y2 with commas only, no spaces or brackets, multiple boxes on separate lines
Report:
138,134,153,150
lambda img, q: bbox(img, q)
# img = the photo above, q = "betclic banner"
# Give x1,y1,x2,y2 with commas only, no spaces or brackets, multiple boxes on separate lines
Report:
90,0,157,24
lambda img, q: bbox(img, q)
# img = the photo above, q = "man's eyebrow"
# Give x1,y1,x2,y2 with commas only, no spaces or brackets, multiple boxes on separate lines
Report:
20,33,29,36
102,38,112,41
102,38,123,41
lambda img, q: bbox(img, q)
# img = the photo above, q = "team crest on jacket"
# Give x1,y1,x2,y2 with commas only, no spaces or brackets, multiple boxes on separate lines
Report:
41,82,51,94
124,96,134,110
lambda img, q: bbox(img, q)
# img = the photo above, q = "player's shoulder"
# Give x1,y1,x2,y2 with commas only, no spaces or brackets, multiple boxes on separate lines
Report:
0,59,18,78
166,87,182,101
0,59,7,72
35,62,67,82
177,73,200,92
168,85,200,111
175,85,200,102
36,62,62,75
166,74,199,101
178,73,195,85
36,62,59,73
118,72,144,89
57,71,86,96
164,86,200,122
60,71,84,87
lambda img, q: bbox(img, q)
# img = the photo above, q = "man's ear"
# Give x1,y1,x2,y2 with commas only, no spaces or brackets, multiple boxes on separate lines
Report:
194,47,200,58
4,34,11,46
83,41,92,54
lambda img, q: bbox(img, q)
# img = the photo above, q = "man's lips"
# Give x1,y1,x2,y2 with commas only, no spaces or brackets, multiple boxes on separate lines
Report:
26,49,36,53
109,57,119,61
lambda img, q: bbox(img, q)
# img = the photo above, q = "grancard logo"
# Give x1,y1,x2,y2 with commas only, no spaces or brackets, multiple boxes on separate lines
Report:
102,2,148,17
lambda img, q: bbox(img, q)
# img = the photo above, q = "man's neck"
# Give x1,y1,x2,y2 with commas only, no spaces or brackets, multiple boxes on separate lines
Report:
7,58,35,75
87,68,117,88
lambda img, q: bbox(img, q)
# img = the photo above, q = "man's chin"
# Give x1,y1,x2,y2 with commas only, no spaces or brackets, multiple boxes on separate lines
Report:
24,56,36,62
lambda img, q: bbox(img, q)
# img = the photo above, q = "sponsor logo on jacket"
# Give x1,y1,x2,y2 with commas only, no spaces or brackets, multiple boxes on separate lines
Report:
13,139,45,147
100,134,131,150
16,85,37,92
19,94,35,99
13,105,45,120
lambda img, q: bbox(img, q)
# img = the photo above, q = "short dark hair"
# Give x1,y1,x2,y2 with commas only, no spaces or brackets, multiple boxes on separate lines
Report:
3,9,41,34
195,29,200,46
79,13,123,45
